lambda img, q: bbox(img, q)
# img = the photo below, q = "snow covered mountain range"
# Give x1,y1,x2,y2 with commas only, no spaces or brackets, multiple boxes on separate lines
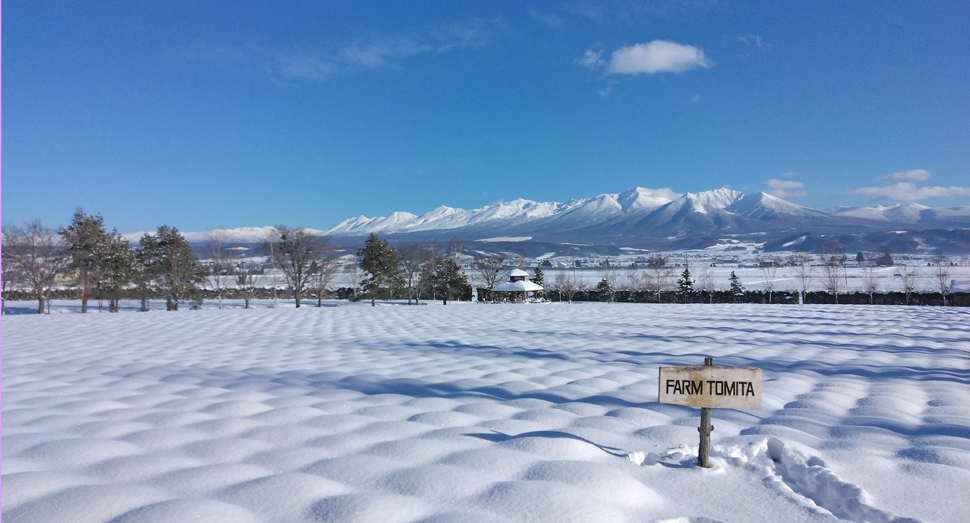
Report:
138,186,970,252
321,187,970,245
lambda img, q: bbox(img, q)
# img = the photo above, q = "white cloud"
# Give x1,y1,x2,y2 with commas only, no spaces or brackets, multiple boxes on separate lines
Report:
765,179,806,199
605,40,713,75
879,169,931,182
252,18,505,80
737,34,769,49
689,94,701,104
576,49,606,69
767,179,804,190
849,182,970,201
529,10,564,28
781,171,798,177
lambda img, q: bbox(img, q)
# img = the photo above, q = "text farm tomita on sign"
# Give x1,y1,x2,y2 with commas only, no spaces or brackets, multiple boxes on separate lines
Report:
658,365,762,409
659,360,763,468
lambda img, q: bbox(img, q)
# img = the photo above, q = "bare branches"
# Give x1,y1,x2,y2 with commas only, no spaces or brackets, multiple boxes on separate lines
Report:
552,269,584,303
2,221,70,314
697,265,715,303
235,255,263,309
861,264,881,305
204,230,234,309
898,264,921,305
931,251,952,306
472,253,506,302
265,226,329,308
791,252,814,304
820,243,846,303
760,257,780,304
312,239,341,307
645,255,672,302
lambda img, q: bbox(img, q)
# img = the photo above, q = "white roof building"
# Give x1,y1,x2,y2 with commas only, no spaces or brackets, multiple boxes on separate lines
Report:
491,269,543,293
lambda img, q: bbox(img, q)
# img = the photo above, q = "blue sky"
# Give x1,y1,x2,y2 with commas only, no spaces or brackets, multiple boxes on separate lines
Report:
3,1,969,233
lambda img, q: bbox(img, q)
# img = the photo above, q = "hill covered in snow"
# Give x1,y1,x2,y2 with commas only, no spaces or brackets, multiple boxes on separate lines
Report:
123,186,970,252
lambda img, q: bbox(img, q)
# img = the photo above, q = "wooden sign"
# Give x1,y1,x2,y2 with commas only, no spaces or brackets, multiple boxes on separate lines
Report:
659,365,762,409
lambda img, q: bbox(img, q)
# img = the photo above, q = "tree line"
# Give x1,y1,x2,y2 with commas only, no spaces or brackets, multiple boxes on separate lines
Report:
535,249,959,306
3,212,960,314
1,212,474,314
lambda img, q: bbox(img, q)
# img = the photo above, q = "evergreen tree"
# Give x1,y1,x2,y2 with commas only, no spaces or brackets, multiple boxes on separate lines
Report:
431,257,469,304
139,226,208,311
532,264,545,300
677,266,695,303
877,246,894,267
95,235,136,312
596,278,614,302
357,233,401,306
58,210,113,313
729,271,745,303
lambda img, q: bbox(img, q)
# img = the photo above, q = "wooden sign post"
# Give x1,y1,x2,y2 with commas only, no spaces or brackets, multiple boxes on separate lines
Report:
658,357,762,468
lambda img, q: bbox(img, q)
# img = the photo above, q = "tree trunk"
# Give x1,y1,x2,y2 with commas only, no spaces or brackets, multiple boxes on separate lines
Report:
141,297,148,312
80,267,89,313
295,288,301,308
37,296,45,315
371,296,376,306
443,298,447,305
318,294,322,307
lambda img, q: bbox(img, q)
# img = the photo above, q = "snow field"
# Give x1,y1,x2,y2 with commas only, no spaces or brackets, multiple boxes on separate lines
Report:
2,303,968,522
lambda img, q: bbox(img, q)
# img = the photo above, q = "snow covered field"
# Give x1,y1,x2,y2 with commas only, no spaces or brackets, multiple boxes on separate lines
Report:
3,303,968,523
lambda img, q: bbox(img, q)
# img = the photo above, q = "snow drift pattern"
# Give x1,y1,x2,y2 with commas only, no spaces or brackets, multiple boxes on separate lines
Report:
3,304,968,522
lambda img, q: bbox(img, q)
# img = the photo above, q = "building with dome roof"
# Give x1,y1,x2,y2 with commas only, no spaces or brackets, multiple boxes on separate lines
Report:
490,268,543,301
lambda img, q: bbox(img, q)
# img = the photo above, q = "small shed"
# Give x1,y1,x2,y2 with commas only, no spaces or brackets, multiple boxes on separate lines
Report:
491,269,543,301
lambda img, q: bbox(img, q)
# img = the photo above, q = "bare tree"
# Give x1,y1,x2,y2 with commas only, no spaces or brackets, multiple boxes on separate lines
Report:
861,264,881,305
472,253,506,303
265,226,327,308
697,265,716,303
646,255,671,303
235,254,262,309
312,239,341,307
931,252,952,306
2,221,70,314
792,252,814,304
398,244,427,305
448,237,465,264
821,253,845,303
204,230,234,310
554,268,584,303
622,264,644,292
347,261,362,299
2,247,22,314
760,257,780,304
898,264,921,305
264,229,279,308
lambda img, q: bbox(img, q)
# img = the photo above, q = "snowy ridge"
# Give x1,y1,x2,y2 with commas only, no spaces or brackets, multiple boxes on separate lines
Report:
831,203,970,226
325,187,682,236
321,186,839,239
121,186,970,245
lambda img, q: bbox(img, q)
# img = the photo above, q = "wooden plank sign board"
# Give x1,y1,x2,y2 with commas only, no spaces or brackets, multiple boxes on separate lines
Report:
659,365,762,409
